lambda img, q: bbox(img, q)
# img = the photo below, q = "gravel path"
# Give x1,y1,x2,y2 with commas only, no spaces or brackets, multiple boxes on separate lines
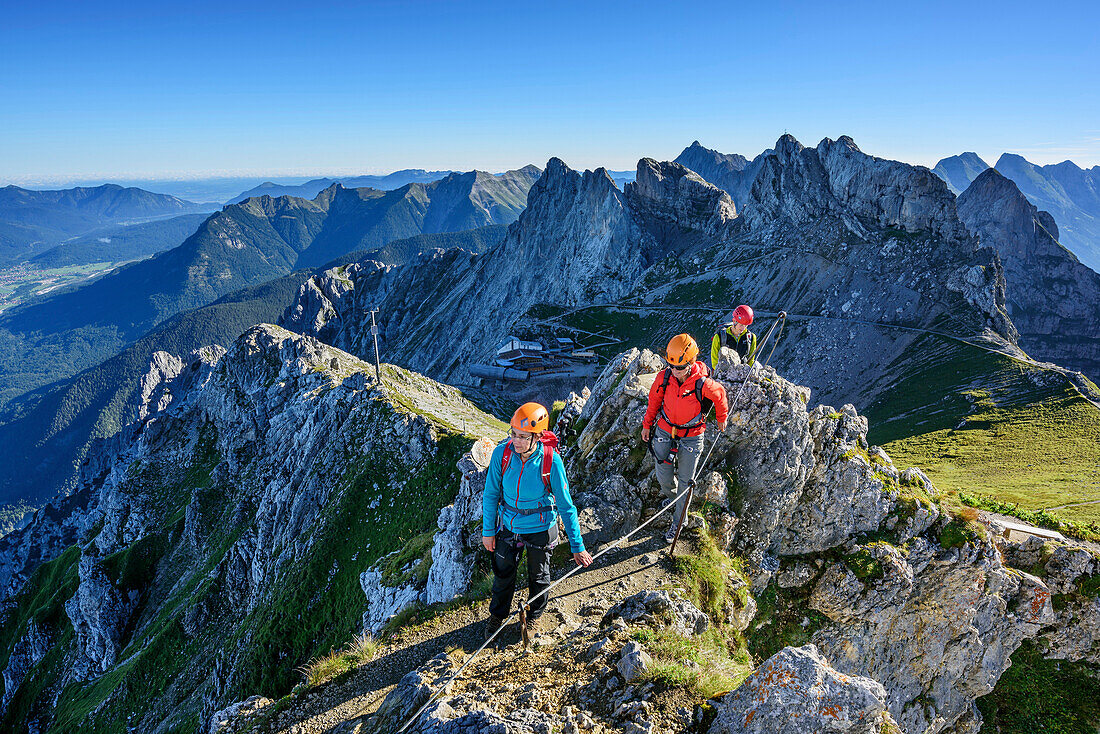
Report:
255,526,681,733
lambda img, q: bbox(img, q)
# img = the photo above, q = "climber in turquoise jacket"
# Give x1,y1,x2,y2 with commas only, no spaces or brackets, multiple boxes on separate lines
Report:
481,402,592,639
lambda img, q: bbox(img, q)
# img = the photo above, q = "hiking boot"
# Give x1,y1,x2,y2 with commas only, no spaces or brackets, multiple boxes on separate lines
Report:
665,521,678,544
483,614,505,642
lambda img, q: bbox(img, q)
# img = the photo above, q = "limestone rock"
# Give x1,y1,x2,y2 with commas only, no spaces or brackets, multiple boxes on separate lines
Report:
360,566,421,634
958,168,1100,377
64,553,136,679
1,619,53,712
708,644,888,734
808,537,1056,733
207,695,273,734
574,474,645,548
425,454,488,604
603,590,709,636
616,641,653,683
626,158,737,235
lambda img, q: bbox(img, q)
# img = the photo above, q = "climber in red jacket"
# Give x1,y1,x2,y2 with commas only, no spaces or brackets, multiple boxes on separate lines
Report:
641,334,729,543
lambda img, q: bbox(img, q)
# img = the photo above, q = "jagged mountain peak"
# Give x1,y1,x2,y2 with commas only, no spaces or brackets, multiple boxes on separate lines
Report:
745,132,967,240
823,133,861,153
959,168,1060,242
957,168,1100,376
773,132,806,159
627,157,737,233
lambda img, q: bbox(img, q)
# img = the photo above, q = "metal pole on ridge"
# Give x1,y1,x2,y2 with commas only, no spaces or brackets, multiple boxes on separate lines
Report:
369,307,382,383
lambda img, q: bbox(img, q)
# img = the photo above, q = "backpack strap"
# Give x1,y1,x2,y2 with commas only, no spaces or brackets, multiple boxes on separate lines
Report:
694,375,706,404
497,438,558,517
658,368,710,431
541,441,553,493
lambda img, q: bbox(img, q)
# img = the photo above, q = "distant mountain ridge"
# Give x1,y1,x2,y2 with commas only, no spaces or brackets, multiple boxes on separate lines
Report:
0,184,212,266
930,152,1100,272
288,134,1015,414
957,168,1100,379
27,213,211,268
931,152,991,195
673,140,756,209
0,166,539,412
993,154,1100,272
227,168,457,204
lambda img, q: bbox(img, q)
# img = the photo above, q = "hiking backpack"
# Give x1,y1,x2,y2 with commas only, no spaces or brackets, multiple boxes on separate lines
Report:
656,368,714,430
500,431,559,496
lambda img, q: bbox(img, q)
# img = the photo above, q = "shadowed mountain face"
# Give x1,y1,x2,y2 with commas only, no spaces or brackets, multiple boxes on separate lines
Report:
0,168,539,409
931,152,991,195
673,140,755,209
993,154,1100,273
26,213,211,268
957,169,1100,380
931,152,1100,273
0,184,212,266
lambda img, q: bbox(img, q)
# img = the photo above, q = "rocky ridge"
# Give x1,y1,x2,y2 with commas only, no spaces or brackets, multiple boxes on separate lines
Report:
210,347,1098,734
288,134,1020,417
0,324,506,730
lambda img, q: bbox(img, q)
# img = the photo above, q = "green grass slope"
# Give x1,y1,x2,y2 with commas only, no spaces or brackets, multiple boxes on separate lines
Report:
866,335,1100,532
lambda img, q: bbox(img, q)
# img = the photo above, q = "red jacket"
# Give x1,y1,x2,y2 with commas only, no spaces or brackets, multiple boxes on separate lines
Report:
642,362,729,438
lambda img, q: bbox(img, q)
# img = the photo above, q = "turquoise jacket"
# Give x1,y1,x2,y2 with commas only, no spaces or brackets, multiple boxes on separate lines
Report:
482,440,586,553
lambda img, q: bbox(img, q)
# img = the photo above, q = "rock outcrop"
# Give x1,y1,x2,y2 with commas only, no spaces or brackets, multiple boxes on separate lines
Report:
993,153,1100,273
1,620,53,710
562,348,1100,732
626,158,737,237
673,140,758,209
0,324,506,729
708,645,892,734
65,553,136,678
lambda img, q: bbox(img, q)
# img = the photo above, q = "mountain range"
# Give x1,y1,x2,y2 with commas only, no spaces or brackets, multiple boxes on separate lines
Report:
933,152,1100,272
0,166,540,411
0,133,1098,733
0,184,212,266
0,226,507,509
226,168,458,204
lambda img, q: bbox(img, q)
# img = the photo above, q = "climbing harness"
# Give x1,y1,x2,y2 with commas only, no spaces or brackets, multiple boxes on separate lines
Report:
646,366,714,466
394,312,789,734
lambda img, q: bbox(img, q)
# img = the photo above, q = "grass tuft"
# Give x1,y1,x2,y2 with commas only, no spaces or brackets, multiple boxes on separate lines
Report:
298,632,380,687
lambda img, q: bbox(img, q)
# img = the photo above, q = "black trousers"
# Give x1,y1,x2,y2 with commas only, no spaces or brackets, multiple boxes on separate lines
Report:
489,526,556,620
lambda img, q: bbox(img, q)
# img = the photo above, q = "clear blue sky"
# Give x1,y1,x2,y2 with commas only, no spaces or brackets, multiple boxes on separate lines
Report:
2,0,1098,184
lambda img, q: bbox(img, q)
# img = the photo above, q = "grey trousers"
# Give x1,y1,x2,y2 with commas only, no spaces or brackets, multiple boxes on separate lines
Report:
651,427,705,528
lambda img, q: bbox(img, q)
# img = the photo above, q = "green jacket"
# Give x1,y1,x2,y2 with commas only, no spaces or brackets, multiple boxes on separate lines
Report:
711,327,757,367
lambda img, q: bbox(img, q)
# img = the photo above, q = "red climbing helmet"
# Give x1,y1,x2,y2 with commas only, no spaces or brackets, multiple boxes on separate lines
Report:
732,305,754,326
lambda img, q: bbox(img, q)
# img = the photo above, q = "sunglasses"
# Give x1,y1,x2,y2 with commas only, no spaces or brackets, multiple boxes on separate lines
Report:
667,362,692,372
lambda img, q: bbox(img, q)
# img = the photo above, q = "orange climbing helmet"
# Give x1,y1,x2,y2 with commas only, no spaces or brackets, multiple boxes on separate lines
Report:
732,305,754,326
666,334,699,366
511,402,550,432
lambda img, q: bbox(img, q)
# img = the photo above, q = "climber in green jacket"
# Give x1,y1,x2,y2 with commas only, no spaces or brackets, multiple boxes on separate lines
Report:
711,304,757,368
